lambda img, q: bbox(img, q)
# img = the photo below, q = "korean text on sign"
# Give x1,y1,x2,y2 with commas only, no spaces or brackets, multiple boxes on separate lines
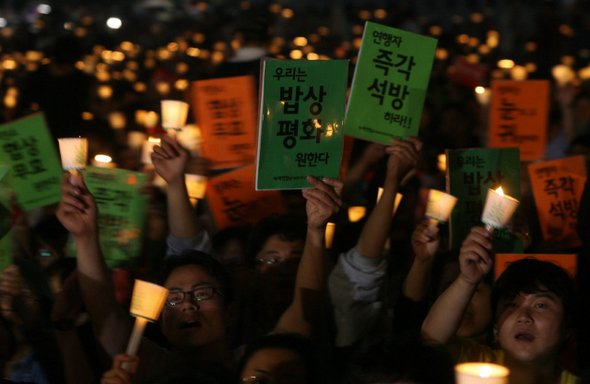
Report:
345,21,437,145
488,80,550,162
192,76,257,170
256,59,348,190
447,147,523,253
206,165,286,230
0,114,63,211
81,166,149,269
528,156,586,248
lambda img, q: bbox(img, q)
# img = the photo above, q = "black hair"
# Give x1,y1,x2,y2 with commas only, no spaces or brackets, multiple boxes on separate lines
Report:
157,250,234,305
246,214,307,266
50,34,84,66
13,257,54,319
238,333,320,384
146,360,236,384
491,258,577,330
31,214,69,255
347,335,455,384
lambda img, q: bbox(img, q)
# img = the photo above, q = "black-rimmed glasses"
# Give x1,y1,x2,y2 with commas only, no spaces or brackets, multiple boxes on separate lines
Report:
165,287,225,307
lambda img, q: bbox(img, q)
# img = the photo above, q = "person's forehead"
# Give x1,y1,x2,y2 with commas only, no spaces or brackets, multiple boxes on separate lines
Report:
260,234,304,252
164,264,219,289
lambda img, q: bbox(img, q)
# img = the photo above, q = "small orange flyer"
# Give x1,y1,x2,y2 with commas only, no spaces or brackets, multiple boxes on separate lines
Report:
495,253,577,280
205,165,286,231
191,76,257,169
488,80,550,162
528,155,586,248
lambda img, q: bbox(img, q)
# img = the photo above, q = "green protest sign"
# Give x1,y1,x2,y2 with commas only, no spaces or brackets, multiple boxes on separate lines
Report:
446,148,523,253
0,114,63,211
256,59,348,190
82,166,149,269
345,21,437,144
0,166,12,273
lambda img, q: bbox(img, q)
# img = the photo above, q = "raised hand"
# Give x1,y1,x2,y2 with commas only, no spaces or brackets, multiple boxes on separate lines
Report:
386,137,423,183
100,354,139,384
151,135,189,185
458,226,494,286
411,221,441,264
301,176,344,232
56,172,98,239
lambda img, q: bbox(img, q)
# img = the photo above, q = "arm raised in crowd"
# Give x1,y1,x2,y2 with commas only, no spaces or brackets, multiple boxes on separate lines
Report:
56,172,132,358
274,176,343,337
328,137,422,347
421,226,493,357
152,136,213,255
403,221,441,302
356,137,422,260
152,136,197,240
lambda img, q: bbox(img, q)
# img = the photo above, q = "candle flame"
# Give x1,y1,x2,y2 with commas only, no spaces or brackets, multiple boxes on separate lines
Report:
479,365,491,378
148,137,161,143
95,155,112,163
495,186,504,197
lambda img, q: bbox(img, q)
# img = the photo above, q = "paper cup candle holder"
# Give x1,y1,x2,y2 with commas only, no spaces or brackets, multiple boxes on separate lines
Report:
58,137,88,185
481,187,520,232
455,363,509,384
123,279,168,371
161,100,189,135
425,189,458,229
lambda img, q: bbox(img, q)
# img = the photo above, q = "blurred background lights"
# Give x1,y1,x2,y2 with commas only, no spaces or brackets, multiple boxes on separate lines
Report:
498,59,515,69
37,4,51,14
0,18,7,28
106,17,122,30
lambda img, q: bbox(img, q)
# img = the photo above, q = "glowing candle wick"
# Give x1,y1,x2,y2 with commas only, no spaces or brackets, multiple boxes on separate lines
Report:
479,364,491,378
495,186,504,197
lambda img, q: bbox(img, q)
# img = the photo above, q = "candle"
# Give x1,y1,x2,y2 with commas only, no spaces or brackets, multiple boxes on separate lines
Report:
141,137,161,164
58,137,88,171
455,363,509,384
91,154,116,168
481,187,520,232
123,279,168,372
425,189,458,229
161,100,189,133
325,222,336,248
348,206,366,222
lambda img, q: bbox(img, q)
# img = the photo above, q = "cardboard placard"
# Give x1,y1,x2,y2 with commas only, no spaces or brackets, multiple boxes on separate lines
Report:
256,59,348,190
495,253,577,280
207,165,286,230
0,114,63,211
192,76,257,169
78,166,149,268
345,21,437,144
447,147,522,252
488,80,550,162
527,156,586,248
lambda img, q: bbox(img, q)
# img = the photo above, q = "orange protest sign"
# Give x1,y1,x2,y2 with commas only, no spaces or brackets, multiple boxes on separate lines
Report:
495,254,577,280
205,165,286,231
488,80,550,162
528,155,586,248
192,76,257,169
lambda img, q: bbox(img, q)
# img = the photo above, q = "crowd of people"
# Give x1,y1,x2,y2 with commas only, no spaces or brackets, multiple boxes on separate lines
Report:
0,1,590,383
